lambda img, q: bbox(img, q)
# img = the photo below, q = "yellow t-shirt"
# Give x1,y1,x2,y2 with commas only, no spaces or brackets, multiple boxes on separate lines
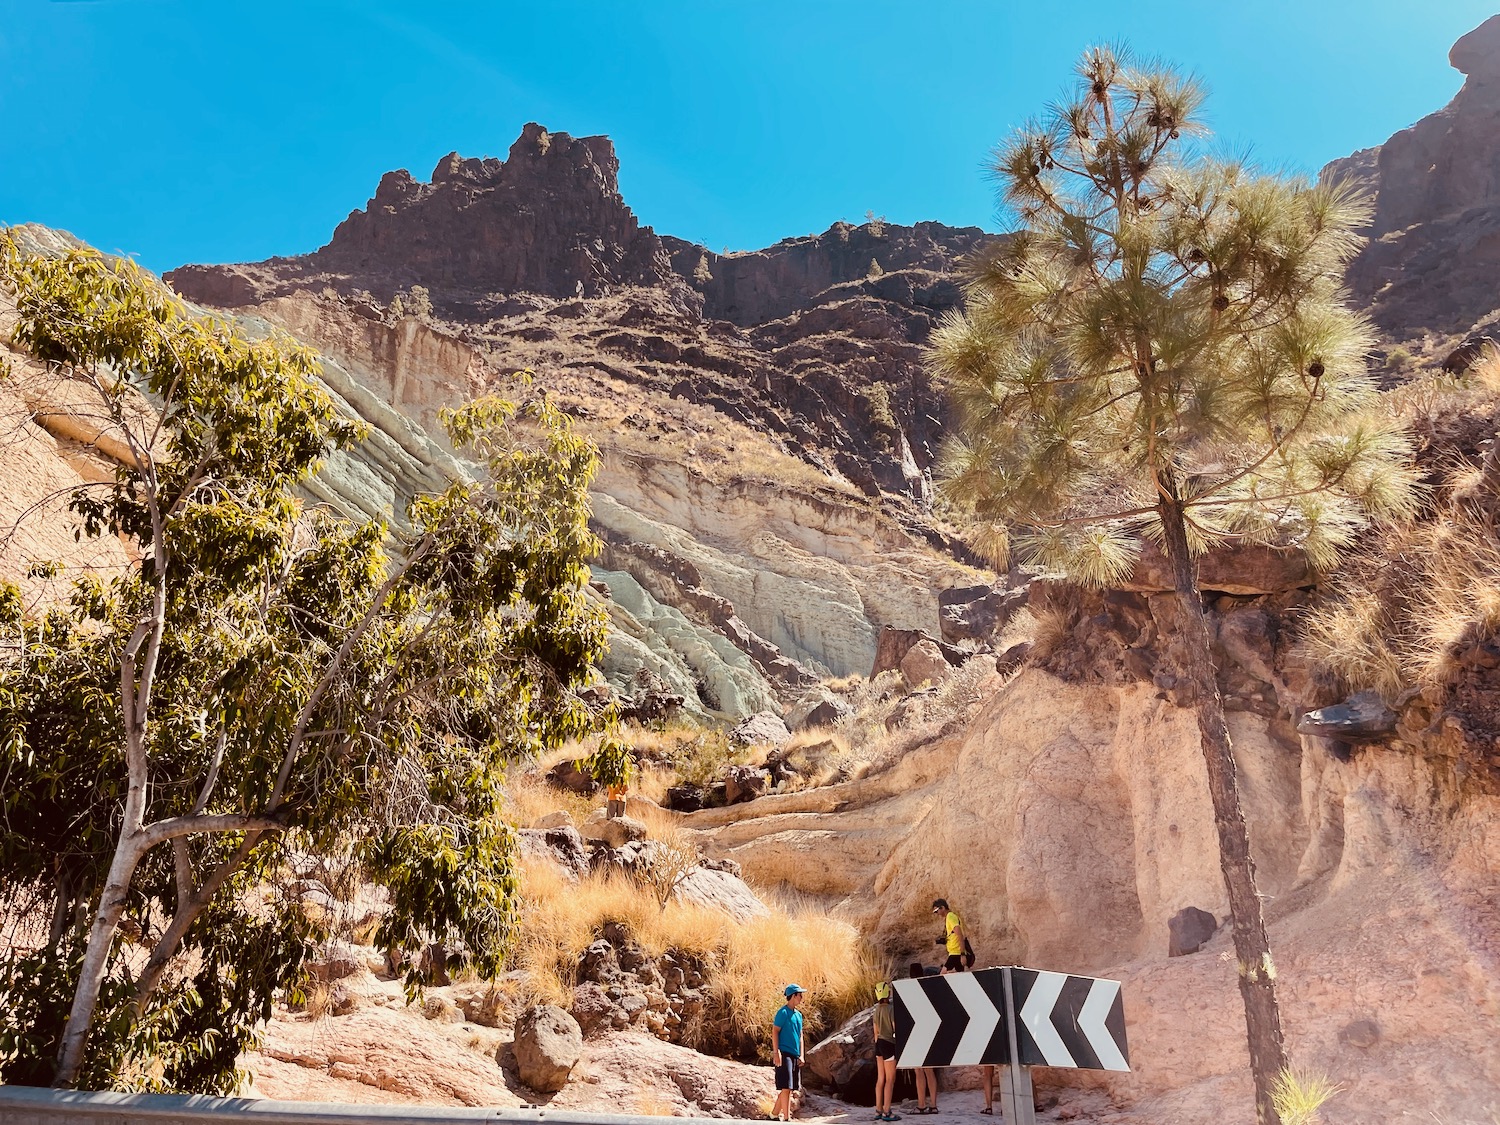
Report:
945,911,963,955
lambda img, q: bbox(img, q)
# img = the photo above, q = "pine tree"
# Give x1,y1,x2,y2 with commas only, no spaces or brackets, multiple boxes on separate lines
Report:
932,48,1418,1125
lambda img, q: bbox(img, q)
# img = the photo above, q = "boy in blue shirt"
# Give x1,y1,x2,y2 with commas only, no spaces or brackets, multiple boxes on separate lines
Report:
772,984,806,1121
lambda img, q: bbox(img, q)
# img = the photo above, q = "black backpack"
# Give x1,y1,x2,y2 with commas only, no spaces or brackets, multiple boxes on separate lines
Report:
962,936,976,969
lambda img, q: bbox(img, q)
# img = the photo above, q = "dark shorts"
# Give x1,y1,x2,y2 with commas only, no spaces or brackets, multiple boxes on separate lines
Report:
875,1038,897,1060
943,953,966,972
775,1054,802,1090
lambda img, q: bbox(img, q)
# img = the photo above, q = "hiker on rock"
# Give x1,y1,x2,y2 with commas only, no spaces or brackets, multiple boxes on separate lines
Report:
772,983,806,1121
932,898,972,973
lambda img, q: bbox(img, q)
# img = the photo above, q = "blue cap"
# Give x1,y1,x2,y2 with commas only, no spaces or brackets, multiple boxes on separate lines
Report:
784,984,806,998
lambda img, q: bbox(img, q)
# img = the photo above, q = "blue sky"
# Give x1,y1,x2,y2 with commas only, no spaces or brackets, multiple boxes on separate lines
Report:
0,1,1491,273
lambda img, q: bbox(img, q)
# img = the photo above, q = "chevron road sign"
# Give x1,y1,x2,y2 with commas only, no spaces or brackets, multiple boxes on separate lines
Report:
891,967,1011,1067
1009,968,1128,1071
891,966,1128,1072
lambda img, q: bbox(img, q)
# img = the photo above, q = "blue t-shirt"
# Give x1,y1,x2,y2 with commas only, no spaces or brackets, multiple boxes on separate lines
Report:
774,1004,803,1056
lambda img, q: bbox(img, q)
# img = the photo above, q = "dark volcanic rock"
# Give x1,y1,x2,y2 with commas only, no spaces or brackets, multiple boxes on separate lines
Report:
166,126,1005,510
938,581,1029,644
664,220,995,327
1168,906,1218,957
1297,691,1398,740
870,627,967,679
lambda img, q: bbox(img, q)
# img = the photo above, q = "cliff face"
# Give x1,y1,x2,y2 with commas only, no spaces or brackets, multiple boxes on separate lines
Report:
160,124,1002,710
166,127,999,510
1328,14,1500,351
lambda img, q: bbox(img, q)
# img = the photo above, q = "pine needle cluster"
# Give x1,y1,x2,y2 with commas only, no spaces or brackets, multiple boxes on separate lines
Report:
932,47,1419,585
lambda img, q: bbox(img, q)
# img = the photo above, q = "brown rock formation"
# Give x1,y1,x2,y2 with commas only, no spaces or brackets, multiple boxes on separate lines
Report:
165,127,999,507
169,124,680,307
1330,14,1500,352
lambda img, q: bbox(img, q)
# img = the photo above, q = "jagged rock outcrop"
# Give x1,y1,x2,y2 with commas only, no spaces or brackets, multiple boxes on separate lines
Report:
1328,14,1500,352
166,129,998,507
169,124,683,308
159,127,996,709
663,220,992,327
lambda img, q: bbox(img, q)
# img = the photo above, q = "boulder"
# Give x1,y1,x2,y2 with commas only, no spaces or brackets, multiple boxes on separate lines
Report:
422,995,462,1022
723,764,770,804
673,865,771,923
578,939,623,984
1296,691,1398,740
569,981,619,1036
517,824,591,879
1441,333,1497,375
666,785,704,812
547,758,599,795
730,710,792,748
994,642,1032,676
418,941,452,986
786,688,852,731
871,628,966,679
308,940,362,983
530,810,573,830
1168,906,1218,957
900,639,952,689
456,984,509,1028
581,809,648,847
804,1006,887,1105
938,581,1029,644
327,982,359,1017
1339,1018,1381,1049
512,1004,583,1092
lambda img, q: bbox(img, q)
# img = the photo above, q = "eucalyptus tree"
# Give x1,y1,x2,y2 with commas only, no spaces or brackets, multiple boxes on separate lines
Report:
0,237,610,1091
931,49,1418,1124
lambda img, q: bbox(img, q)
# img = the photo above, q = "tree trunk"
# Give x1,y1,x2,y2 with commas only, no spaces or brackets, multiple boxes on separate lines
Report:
52,833,143,1087
1158,496,1288,1125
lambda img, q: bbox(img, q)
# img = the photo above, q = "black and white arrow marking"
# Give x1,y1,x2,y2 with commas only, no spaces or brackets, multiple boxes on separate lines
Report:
1011,969,1128,1072
891,969,1010,1067
891,967,1128,1072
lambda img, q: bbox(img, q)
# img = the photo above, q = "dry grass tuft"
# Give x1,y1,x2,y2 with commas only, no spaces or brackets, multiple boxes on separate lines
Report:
1302,514,1500,699
504,768,598,829
1272,1068,1342,1125
633,1093,680,1117
509,859,879,1053
1303,351,1500,699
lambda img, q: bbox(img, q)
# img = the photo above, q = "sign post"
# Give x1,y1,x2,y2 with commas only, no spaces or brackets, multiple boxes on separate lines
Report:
998,967,1035,1125
891,966,1127,1125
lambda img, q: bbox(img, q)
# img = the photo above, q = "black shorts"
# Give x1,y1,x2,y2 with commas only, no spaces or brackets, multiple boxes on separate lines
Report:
775,1054,802,1090
943,953,966,972
875,1039,897,1060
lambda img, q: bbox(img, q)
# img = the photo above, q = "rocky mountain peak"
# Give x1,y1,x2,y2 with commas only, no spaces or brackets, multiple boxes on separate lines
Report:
308,123,673,300
1323,14,1500,355
1449,13,1500,80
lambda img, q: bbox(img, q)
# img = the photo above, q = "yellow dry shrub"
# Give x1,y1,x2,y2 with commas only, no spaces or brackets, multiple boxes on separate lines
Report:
1302,515,1500,698
504,769,598,829
508,858,879,1051
1271,1068,1342,1125
1302,348,1500,697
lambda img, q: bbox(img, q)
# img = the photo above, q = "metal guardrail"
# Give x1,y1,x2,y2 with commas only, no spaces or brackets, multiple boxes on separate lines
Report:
0,1087,742,1125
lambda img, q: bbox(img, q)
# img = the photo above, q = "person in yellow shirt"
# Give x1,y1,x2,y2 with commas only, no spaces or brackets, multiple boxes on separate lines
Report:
931,898,968,974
